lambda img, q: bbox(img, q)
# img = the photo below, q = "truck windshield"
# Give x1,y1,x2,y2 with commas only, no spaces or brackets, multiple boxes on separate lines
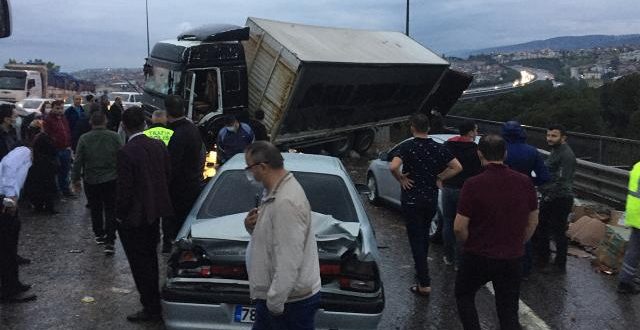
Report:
0,71,27,90
144,67,181,95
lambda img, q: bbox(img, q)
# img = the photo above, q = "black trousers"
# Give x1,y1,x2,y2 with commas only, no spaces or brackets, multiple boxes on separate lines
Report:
118,220,161,313
532,197,573,267
455,253,522,330
401,202,437,287
85,180,117,242
0,213,21,296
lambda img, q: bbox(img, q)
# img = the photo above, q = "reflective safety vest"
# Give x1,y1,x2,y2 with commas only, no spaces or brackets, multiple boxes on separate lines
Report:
627,161,640,229
144,126,174,146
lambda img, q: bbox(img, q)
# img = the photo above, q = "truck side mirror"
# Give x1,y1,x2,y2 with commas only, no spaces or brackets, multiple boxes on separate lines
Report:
27,79,35,89
0,0,10,38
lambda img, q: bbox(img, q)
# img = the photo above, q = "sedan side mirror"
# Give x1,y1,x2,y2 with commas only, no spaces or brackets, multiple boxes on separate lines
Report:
378,151,389,162
0,0,10,38
355,183,371,196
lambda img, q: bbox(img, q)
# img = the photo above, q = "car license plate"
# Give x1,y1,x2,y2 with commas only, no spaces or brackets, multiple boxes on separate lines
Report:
234,305,256,323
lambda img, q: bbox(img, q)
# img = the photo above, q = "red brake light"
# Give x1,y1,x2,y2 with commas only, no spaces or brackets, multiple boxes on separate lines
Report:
320,264,341,276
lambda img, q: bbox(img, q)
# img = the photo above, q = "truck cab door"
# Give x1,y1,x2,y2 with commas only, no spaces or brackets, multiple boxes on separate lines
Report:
221,66,248,117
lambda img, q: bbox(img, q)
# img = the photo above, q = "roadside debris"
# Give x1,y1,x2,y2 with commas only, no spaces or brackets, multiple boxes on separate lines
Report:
110,287,132,294
81,296,95,303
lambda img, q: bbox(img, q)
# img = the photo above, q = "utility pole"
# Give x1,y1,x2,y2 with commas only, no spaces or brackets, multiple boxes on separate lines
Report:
146,0,150,57
405,0,410,36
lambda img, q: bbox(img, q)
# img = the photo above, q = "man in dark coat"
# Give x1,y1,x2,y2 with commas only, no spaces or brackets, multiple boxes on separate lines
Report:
116,106,173,322
164,95,205,253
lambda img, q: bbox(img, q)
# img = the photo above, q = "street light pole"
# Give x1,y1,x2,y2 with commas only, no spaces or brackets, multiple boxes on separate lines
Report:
405,0,409,36
146,0,150,57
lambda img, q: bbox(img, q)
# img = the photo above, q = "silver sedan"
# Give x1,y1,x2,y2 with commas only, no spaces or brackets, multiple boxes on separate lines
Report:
366,134,464,241
162,152,384,330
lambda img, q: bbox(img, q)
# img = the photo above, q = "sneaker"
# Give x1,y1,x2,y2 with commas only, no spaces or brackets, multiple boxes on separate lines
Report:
617,281,640,294
104,244,115,255
95,236,107,245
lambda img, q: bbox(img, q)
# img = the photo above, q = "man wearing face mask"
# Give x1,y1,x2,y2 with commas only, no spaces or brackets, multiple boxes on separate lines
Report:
216,115,254,165
243,141,321,330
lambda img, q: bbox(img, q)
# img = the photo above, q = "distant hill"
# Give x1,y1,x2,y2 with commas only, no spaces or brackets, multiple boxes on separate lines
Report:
451,34,640,58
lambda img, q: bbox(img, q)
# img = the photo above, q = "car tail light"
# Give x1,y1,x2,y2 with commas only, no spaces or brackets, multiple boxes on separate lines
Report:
174,250,247,279
320,258,380,293
339,258,378,292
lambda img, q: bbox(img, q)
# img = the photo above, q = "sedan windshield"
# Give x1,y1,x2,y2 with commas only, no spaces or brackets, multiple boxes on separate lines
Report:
197,170,358,222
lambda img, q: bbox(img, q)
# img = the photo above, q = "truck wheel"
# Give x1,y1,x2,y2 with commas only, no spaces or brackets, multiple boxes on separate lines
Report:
353,129,375,154
325,135,354,157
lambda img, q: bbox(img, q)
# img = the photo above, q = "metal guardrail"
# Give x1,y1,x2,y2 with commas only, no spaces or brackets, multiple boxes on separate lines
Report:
447,115,632,209
447,115,640,168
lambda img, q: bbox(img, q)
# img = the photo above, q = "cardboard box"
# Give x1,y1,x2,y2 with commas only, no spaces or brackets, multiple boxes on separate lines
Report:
567,216,606,248
610,210,626,227
595,225,631,271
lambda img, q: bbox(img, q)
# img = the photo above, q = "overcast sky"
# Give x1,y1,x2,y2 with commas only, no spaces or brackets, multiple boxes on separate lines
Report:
1,0,640,71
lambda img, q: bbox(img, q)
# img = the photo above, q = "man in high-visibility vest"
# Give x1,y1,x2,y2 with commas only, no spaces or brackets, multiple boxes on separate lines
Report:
144,110,173,146
618,161,640,294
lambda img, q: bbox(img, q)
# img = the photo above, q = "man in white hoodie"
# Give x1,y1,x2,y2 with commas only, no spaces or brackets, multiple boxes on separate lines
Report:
244,141,321,330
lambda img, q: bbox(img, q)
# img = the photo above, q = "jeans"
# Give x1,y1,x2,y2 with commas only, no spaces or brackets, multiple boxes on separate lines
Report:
253,292,320,330
442,187,462,265
620,227,640,284
532,197,573,267
56,148,72,195
402,202,437,287
455,253,522,330
85,180,117,242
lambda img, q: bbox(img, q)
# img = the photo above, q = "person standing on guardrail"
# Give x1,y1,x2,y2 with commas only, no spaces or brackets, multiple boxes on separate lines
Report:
502,120,550,279
390,113,462,296
533,124,576,274
617,160,640,294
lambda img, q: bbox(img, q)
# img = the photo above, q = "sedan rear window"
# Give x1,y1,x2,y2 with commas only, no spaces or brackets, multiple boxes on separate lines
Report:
197,170,358,222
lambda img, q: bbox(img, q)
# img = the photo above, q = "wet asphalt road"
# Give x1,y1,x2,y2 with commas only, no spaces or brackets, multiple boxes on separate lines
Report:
2,153,640,330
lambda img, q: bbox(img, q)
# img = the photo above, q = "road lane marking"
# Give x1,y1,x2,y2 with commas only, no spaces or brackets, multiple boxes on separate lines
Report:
485,283,551,330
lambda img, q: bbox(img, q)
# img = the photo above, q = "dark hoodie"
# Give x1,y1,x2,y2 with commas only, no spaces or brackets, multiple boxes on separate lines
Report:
502,121,550,186
443,136,482,188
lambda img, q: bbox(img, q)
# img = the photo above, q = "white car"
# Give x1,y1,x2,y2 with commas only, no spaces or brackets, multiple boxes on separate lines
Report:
14,97,54,116
366,134,479,241
109,92,142,109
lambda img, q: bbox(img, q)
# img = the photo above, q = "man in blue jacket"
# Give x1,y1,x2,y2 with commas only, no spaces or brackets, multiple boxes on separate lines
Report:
502,120,550,279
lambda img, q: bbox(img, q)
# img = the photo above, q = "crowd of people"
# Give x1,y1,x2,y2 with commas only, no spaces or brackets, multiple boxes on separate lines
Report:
2,92,639,329
390,113,577,329
0,94,269,323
